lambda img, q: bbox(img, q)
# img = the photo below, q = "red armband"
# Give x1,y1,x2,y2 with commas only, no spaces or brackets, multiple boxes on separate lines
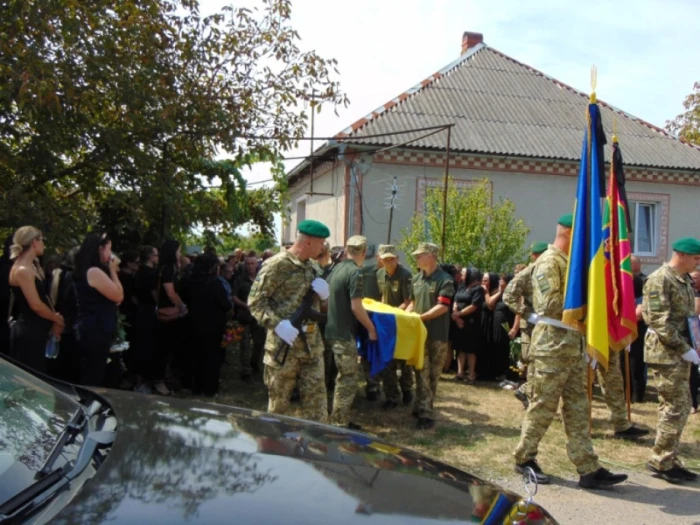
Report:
437,296,451,306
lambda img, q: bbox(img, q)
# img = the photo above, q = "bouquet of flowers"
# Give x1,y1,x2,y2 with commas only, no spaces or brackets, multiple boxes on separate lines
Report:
502,323,525,378
111,312,130,353
222,320,246,348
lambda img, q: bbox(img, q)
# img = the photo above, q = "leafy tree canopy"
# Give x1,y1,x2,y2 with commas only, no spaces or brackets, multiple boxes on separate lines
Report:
666,81,700,146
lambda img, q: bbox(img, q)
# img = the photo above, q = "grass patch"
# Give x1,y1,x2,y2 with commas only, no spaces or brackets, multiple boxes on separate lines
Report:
185,345,700,482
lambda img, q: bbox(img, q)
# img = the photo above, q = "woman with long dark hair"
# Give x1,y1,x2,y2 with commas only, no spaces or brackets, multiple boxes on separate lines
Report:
180,252,231,396
74,233,123,386
131,245,159,394
489,273,517,380
155,239,187,395
7,226,64,372
477,272,502,381
451,268,484,383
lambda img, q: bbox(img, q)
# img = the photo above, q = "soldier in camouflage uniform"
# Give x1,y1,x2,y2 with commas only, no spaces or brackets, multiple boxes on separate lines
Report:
407,242,454,430
504,241,547,408
248,220,331,423
512,214,627,489
361,257,383,401
375,244,414,409
596,354,649,438
326,236,378,430
643,237,700,483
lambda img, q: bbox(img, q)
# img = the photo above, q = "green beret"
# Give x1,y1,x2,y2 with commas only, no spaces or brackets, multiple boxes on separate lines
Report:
297,219,330,239
530,241,548,254
672,237,700,255
558,213,574,228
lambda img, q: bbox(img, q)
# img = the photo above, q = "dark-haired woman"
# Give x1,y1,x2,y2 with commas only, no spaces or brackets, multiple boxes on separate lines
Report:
74,233,123,386
180,253,231,396
451,268,484,383
8,226,64,372
118,250,140,377
488,274,517,380
155,240,187,395
131,245,159,394
477,272,502,381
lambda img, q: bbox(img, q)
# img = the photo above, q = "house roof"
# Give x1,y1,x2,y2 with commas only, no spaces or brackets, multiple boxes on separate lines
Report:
322,43,700,172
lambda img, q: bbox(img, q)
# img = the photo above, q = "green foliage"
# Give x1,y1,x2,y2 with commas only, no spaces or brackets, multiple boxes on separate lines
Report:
0,0,346,250
182,229,277,256
666,81,700,146
398,178,530,274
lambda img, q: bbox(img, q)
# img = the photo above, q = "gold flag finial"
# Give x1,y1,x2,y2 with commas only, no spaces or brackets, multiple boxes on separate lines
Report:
589,65,597,103
612,115,619,143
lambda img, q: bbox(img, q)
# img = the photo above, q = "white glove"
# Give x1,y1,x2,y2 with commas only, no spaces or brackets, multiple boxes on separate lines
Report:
274,320,299,346
527,313,540,325
681,349,700,365
311,277,330,300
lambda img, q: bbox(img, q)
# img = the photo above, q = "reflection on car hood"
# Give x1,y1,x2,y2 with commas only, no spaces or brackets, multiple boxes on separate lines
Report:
52,390,557,524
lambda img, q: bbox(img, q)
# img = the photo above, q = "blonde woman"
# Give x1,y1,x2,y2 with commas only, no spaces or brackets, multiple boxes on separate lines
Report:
8,226,64,373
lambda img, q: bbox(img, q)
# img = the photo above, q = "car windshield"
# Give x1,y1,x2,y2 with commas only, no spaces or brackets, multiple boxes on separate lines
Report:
0,359,80,497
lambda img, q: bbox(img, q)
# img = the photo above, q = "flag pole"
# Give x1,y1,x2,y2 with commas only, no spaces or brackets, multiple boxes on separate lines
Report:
625,348,632,421
587,364,594,436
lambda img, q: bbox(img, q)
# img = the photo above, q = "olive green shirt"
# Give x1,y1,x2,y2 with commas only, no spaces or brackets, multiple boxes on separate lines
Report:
642,263,695,365
410,268,454,341
362,264,382,301
325,260,365,341
377,264,412,308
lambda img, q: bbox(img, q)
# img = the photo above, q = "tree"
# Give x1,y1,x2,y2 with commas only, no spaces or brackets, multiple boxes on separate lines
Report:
666,81,700,146
0,0,347,248
398,179,530,273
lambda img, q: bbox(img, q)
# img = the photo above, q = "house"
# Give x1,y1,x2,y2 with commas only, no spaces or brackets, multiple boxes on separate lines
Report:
283,32,700,270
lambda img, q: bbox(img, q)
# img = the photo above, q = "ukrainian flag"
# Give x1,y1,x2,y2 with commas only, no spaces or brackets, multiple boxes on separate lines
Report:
356,299,427,377
562,97,610,369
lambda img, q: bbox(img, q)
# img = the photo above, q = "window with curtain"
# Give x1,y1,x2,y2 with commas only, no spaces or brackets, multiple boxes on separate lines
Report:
629,201,656,256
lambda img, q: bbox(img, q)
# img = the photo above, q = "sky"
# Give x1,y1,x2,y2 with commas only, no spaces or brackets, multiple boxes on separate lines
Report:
200,0,700,239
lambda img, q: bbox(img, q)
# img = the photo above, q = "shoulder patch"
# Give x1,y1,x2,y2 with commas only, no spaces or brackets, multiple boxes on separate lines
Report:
648,290,662,311
536,273,550,293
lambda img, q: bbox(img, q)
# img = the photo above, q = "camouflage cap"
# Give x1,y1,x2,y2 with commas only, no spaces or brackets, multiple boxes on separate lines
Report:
672,237,700,255
530,241,548,254
411,242,439,257
377,244,398,259
346,235,367,249
298,219,330,239
558,213,574,228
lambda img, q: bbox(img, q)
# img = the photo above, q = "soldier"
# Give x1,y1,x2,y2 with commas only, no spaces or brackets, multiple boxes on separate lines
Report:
512,214,627,489
314,241,336,391
233,251,266,381
406,242,454,430
504,241,547,408
248,220,331,423
643,237,700,483
326,235,378,430
596,354,649,438
375,244,414,409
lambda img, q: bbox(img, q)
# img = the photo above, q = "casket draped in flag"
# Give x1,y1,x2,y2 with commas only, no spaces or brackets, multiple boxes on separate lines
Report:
356,299,427,377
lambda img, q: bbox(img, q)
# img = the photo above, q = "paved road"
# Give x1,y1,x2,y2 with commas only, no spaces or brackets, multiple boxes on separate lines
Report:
499,470,700,524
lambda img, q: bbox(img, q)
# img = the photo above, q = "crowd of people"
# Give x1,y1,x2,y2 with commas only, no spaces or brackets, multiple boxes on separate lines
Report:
0,226,275,398
2,215,699,488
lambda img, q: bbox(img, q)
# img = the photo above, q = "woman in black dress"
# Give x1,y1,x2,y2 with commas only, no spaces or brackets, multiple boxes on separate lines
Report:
451,268,484,382
7,226,64,373
180,253,231,396
488,274,517,380
477,273,501,381
131,245,160,394
74,233,123,387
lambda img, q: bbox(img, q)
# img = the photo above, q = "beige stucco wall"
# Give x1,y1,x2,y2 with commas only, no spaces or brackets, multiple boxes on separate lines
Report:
284,163,346,248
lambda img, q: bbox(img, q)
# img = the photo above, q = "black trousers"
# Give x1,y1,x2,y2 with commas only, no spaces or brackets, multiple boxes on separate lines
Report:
620,347,647,403
690,364,699,410
78,327,115,387
193,334,224,397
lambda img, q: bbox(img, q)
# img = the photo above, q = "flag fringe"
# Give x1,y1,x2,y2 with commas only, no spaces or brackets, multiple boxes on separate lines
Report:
587,345,609,371
562,308,586,332
609,333,635,353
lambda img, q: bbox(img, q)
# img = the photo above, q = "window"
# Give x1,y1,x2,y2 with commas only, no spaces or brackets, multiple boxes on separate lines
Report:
296,198,306,226
629,201,656,256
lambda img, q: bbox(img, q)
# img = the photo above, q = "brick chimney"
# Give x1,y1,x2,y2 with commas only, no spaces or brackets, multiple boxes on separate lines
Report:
461,31,483,54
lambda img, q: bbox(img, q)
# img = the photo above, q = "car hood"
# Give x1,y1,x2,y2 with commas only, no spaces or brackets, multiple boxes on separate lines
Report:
52,390,556,524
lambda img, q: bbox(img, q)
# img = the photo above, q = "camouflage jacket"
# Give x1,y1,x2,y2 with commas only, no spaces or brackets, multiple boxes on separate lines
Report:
503,262,535,337
249,250,323,357
529,245,583,358
642,264,695,365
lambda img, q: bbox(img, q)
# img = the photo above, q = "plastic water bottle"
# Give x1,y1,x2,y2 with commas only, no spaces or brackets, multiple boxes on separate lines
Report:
45,334,60,359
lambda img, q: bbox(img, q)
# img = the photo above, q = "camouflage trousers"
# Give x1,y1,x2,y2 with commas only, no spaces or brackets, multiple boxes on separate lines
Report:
516,332,534,400
263,346,327,423
381,359,415,404
513,355,600,475
330,339,359,426
649,361,692,471
517,359,536,401
240,323,266,376
414,340,448,419
596,351,631,433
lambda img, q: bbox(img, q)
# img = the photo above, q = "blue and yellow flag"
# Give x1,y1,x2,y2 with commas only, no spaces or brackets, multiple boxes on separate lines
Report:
356,299,427,377
562,98,610,369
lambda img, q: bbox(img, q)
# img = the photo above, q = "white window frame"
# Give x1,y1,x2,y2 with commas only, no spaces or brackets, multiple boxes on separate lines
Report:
630,201,657,257
627,192,669,265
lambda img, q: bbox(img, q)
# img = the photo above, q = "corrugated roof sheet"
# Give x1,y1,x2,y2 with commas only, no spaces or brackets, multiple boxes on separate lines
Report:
341,44,700,171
